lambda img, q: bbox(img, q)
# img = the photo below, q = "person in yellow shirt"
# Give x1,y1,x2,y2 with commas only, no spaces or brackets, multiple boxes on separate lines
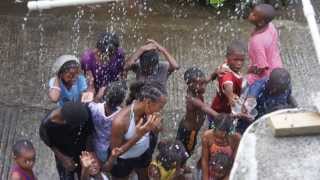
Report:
148,140,189,180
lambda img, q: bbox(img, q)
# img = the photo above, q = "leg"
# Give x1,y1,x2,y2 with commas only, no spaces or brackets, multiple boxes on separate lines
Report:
135,168,149,180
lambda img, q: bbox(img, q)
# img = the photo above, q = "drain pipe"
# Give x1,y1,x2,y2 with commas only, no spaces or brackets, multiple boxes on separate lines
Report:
302,0,320,64
27,0,121,11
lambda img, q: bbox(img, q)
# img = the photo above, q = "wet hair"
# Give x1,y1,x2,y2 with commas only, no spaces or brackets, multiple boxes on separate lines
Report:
12,139,34,157
255,4,276,24
226,40,246,57
58,60,80,76
268,68,291,94
126,80,166,105
104,81,127,110
61,102,90,128
214,114,234,134
157,140,189,170
184,67,205,84
96,32,119,54
139,50,160,71
210,152,232,172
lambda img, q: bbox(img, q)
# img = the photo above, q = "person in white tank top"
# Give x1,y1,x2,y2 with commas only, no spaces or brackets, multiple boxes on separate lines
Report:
110,81,167,180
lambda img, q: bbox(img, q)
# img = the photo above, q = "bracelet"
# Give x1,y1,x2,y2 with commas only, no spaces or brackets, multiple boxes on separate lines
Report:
50,86,61,91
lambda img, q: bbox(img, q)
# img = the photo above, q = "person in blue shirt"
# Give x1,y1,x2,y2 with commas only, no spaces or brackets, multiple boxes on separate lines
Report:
247,68,297,119
48,55,92,107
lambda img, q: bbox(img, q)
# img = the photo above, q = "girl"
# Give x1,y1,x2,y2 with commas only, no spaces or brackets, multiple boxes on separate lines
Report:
201,115,240,180
81,32,125,101
48,54,92,107
88,81,127,163
110,80,167,180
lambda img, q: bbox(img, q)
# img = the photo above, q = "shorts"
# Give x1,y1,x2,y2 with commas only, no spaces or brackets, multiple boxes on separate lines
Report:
176,122,199,156
111,132,158,178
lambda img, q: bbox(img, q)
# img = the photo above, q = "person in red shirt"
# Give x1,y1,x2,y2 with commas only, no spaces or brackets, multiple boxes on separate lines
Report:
208,40,246,129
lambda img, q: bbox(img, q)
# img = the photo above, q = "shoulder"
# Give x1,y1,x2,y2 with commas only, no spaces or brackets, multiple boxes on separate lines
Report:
10,170,22,180
81,49,95,59
116,48,125,57
112,107,130,128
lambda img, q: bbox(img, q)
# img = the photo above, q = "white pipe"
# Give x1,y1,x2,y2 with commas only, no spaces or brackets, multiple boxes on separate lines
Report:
27,0,122,11
302,0,320,64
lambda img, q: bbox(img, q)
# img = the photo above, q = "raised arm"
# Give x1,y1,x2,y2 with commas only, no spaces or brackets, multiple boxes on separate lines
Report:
147,39,180,73
124,43,157,71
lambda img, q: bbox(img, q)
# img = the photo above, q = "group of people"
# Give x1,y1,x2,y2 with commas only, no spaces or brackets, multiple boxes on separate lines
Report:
10,3,297,180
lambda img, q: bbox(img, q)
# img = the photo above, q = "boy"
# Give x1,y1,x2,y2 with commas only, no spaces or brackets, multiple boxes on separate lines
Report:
209,40,247,130
124,39,179,92
247,68,297,119
247,4,283,85
39,102,94,180
10,140,37,180
176,67,219,156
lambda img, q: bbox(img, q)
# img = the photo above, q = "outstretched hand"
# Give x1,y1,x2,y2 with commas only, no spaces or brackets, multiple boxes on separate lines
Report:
141,42,158,52
80,151,94,169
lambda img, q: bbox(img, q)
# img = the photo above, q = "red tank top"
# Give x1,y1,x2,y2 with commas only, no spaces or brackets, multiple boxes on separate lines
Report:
11,165,36,180
208,143,233,179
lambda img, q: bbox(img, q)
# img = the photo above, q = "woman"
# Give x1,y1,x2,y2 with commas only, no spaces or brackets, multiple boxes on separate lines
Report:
48,54,92,107
110,81,167,180
81,32,125,101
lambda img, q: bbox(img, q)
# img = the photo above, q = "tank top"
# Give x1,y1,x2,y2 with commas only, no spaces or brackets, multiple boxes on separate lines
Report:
208,143,233,179
10,165,36,180
119,102,150,159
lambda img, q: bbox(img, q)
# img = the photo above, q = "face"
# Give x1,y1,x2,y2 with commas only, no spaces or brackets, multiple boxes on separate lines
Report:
60,67,80,86
14,149,36,171
212,161,228,179
227,53,245,72
88,155,101,176
189,77,206,95
248,7,265,26
145,96,167,115
98,47,116,62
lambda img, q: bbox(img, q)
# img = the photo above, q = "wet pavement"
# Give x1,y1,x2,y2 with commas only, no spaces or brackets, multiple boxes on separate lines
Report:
0,0,320,179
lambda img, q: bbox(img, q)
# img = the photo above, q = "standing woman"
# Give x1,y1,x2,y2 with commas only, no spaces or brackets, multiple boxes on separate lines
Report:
81,32,126,101
48,54,91,107
110,81,167,180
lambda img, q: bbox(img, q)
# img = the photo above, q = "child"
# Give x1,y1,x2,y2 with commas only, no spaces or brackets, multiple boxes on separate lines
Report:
208,40,251,132
247,68,297,119
10,140,37,180
247,4,283,85
176,67,220,157
209,40,246,113
88,81,127,163
80,151,110,180
148,140,189,180
49,54,93,107
81,32,125,101
201,115,240,180
124,39,179,92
